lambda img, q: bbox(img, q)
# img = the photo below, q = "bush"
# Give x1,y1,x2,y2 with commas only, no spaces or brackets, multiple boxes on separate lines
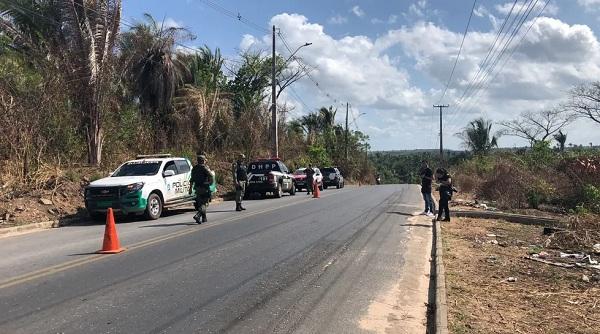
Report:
579,184,600,214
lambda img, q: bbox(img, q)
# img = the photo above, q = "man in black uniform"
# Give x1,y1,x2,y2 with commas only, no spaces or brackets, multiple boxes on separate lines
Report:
435,168,452,222
305,164,315,195
189,154,214,224
233,153,248,212
419,160,435,216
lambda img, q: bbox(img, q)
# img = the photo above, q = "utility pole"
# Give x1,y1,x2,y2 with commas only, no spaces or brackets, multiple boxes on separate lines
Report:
345,102,349,162
271,25,278,158
433,104,449,165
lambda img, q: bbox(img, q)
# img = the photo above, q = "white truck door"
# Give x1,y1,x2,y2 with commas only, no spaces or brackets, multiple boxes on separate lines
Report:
175,159,193,199
162,160,179,202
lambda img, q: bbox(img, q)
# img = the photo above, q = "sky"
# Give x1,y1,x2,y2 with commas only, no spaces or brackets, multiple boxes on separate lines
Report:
122,0,600,151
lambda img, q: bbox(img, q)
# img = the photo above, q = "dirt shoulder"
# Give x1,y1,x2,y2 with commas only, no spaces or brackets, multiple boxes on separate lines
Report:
442,217,600,334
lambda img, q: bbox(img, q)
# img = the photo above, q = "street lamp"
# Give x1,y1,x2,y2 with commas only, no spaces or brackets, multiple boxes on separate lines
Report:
284,42,312,65
271,33,312,158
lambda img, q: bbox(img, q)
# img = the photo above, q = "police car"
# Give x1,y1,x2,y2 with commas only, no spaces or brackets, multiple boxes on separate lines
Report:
245,158,296,198
84,154,215,220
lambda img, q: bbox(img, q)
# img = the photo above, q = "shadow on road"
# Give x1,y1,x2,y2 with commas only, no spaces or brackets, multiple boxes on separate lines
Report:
139,222,197,228
387,211,417,217
399,224,433,228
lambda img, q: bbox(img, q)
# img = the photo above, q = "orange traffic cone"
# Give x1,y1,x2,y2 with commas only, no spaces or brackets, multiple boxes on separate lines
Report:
313,182,321,198
97,208,126,254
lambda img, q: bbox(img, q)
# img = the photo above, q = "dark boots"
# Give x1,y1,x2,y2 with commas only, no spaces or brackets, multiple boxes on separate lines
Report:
236,203,246,211
194,211,208,224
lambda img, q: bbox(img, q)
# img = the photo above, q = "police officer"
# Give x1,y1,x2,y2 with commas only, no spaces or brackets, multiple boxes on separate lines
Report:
305,163,315,195
189,154,214,224
232,153,248,211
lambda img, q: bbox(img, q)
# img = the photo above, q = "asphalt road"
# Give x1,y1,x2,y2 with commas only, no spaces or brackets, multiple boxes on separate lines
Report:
0,185,425,334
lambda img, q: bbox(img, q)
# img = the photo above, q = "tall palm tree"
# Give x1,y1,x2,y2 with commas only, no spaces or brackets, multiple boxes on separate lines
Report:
457,118,500,155
0,0,122,165
553,130,567,152
185,45,226,90
119,13,193,149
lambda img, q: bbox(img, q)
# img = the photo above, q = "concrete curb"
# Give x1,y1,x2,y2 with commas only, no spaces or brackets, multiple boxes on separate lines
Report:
0,217,82,238
433,220,449,334
452,210,563,227
0,220,60,238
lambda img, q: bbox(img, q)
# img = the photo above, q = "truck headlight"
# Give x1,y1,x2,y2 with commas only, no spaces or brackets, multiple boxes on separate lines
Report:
126,182,144,193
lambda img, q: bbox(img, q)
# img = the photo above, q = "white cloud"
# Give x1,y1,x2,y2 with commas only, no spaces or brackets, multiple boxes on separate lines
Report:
239,13,600,149
578,0,600,11
351,5,365,18
328,14,348,25
371,15,399,25
241,13,427,119
495,1,559,16
408,4,424,18
384,17,600,145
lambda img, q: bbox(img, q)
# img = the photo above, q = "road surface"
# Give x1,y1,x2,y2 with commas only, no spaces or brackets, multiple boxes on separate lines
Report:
0,185,431,333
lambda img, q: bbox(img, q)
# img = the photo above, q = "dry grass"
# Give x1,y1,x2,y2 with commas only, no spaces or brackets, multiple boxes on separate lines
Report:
443,218,600,334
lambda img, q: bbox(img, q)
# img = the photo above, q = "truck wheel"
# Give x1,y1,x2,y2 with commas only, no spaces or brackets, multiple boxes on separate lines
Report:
290,184,296,196
323,185,328,190
336,182,340,189
145,193,163,220
275,184,283,198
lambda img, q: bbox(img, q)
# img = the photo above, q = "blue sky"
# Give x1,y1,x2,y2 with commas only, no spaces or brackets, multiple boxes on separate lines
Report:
122,0,600,150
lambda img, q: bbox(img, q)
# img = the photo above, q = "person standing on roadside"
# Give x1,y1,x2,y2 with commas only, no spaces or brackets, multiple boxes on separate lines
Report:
419,160,435,217
435,168,452,222
232,153,248,212
305,163,316,195
189,154,214,224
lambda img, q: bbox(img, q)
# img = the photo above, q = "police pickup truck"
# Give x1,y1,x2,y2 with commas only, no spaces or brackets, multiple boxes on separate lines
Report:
246,158,296,198
84,154,216,220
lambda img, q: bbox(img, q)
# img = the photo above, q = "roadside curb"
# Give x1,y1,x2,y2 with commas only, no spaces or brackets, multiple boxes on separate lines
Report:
452,210,563,226
0,218,81,238
433,220,449,334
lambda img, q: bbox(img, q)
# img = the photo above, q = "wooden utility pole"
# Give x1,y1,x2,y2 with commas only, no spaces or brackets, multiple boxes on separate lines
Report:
345,102,349,162
433,104,449,164
271,25,278,158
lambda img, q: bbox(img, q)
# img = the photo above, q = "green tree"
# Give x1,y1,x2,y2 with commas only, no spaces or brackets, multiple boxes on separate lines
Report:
457,118,500,155
0,0,122,165
119,13,193,150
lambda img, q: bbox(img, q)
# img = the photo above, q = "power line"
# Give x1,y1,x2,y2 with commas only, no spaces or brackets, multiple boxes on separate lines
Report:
195,0,270,34
437,0,478,104
445,0,533,129
447,0,551,135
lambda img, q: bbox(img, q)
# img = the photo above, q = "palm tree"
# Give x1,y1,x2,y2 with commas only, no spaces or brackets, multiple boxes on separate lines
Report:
0,0,122,165
119,13,193,149
553,130,567,152
457,118,500,155
184,45,226,90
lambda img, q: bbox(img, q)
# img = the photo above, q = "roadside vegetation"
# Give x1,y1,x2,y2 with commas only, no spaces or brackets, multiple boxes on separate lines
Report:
0,2,373,225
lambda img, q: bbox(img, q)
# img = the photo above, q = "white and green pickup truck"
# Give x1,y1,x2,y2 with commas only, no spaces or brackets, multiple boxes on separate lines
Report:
84,154,216,220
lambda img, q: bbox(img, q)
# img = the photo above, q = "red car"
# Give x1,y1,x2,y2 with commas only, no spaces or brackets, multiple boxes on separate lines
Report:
292,168,324,192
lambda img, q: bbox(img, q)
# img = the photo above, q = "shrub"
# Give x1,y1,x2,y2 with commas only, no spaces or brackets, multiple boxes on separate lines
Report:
580,184,600,214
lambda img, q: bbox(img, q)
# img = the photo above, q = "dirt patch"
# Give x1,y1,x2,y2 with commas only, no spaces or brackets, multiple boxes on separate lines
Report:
443,218,600,334
359,215,432,334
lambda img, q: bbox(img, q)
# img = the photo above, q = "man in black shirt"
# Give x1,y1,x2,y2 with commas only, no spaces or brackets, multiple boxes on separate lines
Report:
232,154,248,211
305,164,316,195
419,160,435,216
189,154,214,224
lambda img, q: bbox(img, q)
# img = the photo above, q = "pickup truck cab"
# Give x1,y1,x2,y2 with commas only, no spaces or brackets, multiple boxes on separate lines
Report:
84,154,215,220
246,158,295,198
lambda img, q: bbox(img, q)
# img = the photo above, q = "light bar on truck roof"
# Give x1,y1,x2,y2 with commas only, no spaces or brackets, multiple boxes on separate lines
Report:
136,154,172,159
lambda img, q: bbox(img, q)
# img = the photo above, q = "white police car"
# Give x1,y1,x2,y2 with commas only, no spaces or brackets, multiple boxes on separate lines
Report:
84,154,213,220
